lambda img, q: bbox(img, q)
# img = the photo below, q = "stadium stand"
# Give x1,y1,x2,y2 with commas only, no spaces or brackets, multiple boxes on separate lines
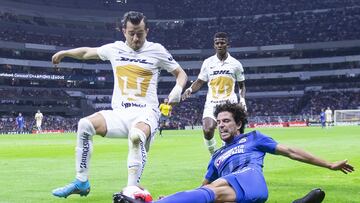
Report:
1,4,360,48
0,0,360,132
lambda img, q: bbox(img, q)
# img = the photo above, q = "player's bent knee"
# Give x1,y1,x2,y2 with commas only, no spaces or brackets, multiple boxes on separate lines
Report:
203,128,215,140
78,118,96,135
129,128,146,144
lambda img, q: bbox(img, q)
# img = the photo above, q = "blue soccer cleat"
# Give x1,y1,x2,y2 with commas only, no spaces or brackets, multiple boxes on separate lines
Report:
52,179,90,198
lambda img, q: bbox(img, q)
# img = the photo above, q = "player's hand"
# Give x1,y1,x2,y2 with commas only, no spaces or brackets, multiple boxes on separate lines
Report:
181,87,192,101
168,84,182,104
51,51,66,66
329,159,354,174
239,97,247,111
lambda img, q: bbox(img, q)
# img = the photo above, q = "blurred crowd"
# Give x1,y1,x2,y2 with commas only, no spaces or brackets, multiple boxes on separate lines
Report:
1,1,360,133
1,88,359,133
0,115,78,133
154,0,360,19
1,3,360,48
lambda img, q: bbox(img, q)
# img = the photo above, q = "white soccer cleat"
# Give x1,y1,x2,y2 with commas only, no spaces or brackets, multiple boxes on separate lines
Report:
121,186,153,202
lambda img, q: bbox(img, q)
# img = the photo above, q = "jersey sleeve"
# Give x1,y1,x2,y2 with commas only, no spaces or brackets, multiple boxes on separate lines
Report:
97,43,114,61
156,44,180,73
204,158,219,182
198,59,209,81
255,131,278,154
234,61,245,82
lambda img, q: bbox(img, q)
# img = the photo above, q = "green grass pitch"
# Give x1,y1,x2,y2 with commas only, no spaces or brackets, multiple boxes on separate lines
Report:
0,126,359,202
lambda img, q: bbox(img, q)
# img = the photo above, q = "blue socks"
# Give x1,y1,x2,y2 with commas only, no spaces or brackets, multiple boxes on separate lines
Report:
155,187,215,203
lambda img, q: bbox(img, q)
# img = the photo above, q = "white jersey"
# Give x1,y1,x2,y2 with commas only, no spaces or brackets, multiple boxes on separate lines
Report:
198,53,245,105
325,109,332,122
35,112,43,122
97,41,179,109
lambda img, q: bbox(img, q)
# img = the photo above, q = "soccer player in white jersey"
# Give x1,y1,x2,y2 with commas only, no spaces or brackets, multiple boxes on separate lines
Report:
34,109,43,132
182,32,246,155
325,106,333,128
51,11,187,198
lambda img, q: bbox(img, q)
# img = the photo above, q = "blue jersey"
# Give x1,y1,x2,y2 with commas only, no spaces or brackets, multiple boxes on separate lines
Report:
205,130,278,182
320,112,325,122
16,116,24,128
205,131,278,202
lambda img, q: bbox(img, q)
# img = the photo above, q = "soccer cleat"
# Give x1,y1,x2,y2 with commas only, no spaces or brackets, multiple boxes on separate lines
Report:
113,193,146,203
292,188,325,203
52,179,90,198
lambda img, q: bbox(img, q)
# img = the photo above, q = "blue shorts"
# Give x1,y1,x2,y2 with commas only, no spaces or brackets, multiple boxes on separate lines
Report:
159,115,170,123
222,167,268,203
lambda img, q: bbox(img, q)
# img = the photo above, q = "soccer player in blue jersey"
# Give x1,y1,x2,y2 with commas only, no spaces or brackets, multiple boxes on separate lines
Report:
16,112,25,133
115,102,354,203
320,108,326,128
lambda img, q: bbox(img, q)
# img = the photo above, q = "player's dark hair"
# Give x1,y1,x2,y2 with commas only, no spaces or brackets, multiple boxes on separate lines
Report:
122,11,148,29
214,101,248,134
214,32,228,40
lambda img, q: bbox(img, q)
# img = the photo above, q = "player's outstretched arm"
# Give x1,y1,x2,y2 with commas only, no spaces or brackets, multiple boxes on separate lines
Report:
275,144,354,174
52,47,100,65
181,79,206,101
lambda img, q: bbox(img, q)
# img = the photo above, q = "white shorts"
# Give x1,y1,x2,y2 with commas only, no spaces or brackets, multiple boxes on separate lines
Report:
202,103,217,121
36,121,42,127
99,106,160,141
203,99,238,121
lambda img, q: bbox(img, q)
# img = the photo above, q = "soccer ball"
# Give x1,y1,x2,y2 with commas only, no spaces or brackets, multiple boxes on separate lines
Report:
122,185,153,202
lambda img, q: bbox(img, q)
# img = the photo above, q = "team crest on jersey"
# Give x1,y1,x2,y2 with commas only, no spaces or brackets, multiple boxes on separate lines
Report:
116,65,153,100
238,138,247,144
209,76,234,99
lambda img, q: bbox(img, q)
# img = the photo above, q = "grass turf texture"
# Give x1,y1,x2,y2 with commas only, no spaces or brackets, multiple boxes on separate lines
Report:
0,126,359,202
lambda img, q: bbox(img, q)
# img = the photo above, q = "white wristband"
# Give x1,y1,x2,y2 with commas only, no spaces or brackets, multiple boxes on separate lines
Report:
168,84,183,103
239,97,247,111
186,87,193,93
239,97,246,104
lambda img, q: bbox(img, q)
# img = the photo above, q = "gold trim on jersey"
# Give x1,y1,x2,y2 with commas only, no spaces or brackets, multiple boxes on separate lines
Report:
209,76,234,99
116,65,153,101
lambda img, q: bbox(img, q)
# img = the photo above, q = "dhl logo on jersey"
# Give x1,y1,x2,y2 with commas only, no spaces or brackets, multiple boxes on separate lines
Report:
210,70,231,76
116,56,154,65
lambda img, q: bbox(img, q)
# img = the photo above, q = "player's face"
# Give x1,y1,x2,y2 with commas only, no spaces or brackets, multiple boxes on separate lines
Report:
214,38,228,55
164,98,168,104
217,111,241,142
122,20,148,51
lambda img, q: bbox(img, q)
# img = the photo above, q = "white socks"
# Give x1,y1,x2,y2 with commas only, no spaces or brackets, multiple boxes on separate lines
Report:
204,137,217,155
75,118,95,182
74,120,148,186
127,128,147,186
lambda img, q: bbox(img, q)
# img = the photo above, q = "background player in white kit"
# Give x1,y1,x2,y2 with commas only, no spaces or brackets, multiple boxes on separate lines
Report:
51,11,187,198
325,106,333,128
34,109,43,132
182,32,246,155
